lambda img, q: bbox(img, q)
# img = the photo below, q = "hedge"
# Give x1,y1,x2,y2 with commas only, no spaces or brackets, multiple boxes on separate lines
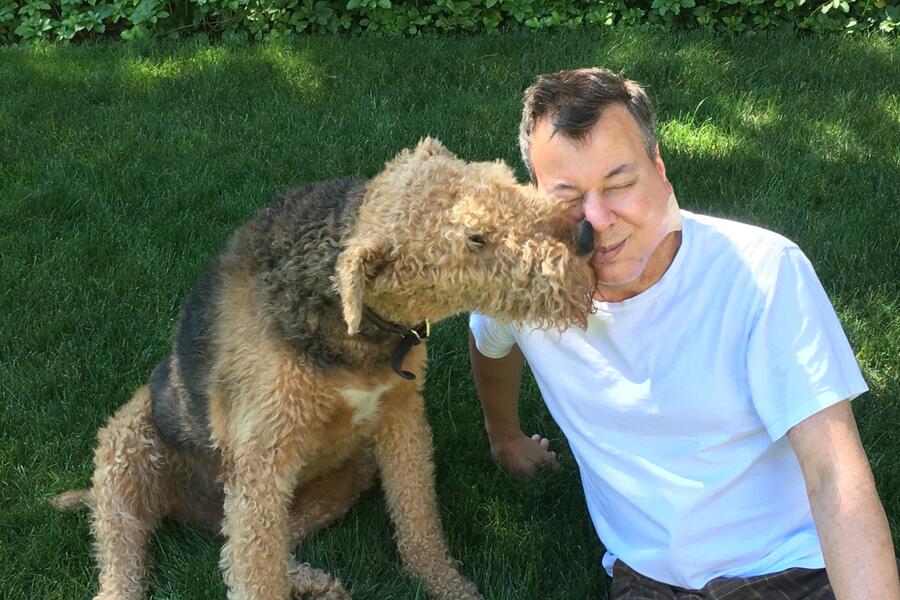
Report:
3,0,898,44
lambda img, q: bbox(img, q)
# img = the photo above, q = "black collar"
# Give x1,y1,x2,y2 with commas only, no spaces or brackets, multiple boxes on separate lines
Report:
362,307,430,380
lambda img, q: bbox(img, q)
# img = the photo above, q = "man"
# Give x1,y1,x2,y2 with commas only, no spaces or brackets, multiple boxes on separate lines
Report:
468,67,899,599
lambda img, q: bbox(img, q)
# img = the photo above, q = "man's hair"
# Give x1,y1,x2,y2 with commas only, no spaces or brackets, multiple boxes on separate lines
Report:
519,67,658,183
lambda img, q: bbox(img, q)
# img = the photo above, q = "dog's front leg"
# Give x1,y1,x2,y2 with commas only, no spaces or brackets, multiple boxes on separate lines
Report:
373,391,482,600
219,445,295,600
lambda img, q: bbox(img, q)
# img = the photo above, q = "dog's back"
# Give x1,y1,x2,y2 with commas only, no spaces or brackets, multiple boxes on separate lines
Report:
149,178,366,453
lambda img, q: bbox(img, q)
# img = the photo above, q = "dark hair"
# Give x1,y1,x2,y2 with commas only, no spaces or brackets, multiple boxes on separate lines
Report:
519,67,658,183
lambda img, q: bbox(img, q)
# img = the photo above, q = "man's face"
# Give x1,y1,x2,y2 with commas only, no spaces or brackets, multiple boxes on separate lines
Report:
530,105,674,292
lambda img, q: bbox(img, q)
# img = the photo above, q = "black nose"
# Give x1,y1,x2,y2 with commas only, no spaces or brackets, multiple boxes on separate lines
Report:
575,219,594,255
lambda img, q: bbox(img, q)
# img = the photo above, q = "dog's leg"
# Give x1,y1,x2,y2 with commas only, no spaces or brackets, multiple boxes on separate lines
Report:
372,391,482,600
219,442,298,600
283,453,375,599
222,449,360,600
90,386,171,600
287,451,376,548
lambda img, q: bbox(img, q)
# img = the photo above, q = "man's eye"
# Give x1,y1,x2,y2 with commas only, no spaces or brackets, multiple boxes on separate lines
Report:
607,181,635,192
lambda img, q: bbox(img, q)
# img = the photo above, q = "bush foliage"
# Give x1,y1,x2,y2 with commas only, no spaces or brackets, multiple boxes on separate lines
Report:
2,0,897,43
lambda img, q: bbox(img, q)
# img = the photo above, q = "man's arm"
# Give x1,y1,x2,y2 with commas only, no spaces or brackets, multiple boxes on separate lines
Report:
468,331,558,478
788,400,899,599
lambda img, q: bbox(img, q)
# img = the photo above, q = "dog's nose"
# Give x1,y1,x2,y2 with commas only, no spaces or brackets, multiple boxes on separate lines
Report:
575,219,594,256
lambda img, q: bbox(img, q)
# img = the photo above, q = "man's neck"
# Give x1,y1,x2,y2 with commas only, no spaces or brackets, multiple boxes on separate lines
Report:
593,230,683,303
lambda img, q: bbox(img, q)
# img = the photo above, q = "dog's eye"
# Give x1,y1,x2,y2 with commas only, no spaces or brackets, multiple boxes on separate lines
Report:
467,234,487,249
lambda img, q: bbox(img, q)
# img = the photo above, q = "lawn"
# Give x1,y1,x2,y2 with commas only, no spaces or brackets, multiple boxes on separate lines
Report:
1,31,898,599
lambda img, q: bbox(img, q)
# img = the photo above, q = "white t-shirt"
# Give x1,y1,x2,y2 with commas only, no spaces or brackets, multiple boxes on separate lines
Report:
469,211,868,590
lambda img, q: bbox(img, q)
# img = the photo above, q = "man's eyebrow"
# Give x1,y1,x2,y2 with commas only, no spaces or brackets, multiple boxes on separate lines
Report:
605,163,634,178
550,182,580,193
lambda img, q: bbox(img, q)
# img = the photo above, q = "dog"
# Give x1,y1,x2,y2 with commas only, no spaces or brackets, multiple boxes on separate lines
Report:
51,137,594,599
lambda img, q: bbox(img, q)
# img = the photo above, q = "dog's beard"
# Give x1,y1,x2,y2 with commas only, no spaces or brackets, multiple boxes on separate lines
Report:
479,247,594,331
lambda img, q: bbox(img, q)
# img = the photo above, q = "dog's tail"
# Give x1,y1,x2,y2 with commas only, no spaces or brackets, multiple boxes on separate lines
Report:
50,488,93,511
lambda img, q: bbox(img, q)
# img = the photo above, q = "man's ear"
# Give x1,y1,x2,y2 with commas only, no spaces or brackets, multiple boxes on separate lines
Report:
336,241,388,335
652,143,668,178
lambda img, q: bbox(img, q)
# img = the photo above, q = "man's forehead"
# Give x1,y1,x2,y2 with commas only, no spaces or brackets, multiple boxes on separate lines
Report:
533,112,642,187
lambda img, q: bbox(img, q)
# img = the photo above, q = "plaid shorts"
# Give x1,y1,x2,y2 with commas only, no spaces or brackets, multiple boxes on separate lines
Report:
610,560,835,600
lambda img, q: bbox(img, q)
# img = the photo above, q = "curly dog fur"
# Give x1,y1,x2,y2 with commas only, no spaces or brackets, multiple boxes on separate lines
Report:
52,138,594,600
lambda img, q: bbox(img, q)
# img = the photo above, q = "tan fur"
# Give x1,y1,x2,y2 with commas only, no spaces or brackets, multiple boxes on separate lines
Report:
52,138,594,600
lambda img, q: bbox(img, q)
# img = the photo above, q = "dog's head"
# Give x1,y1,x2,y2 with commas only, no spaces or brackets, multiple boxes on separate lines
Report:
337,137,595,335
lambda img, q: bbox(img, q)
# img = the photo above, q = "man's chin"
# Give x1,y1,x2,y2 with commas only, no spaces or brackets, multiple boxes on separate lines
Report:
591,267,646,301
593,269,641,288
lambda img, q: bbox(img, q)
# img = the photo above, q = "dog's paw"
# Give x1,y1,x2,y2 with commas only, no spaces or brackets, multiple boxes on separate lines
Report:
314,588,351,600
288,560,351,600
450,580,482,600
427,571,483,600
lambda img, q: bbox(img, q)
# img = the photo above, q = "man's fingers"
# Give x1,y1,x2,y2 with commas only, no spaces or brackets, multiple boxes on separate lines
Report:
528,434,561,469
529,433,553,452
548,451,560,470
492,434,561,478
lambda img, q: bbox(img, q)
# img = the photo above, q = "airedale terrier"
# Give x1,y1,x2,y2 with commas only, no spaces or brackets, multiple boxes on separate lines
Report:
52,138,595,600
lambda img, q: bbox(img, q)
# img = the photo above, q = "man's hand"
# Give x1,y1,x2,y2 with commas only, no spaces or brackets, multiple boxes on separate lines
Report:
469,333,559,479
489,432,560,479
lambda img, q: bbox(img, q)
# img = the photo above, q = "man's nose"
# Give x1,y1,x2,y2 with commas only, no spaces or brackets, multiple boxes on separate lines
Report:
582,190,616,230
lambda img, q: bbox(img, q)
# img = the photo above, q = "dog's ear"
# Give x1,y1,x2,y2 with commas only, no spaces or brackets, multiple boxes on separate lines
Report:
414,137,456,161
336,241,388,335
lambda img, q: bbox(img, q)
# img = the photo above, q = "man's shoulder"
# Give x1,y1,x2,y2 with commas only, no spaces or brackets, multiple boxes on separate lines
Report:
679,211,810,300
685,211,795,247
684,211,798,266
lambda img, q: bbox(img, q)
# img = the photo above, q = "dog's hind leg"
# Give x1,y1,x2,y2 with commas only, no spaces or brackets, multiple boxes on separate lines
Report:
90,386,172,600
287,451,377,549
50,488,93,511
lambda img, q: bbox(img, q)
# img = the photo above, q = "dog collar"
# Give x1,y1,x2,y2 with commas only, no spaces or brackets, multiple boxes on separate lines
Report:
362,307,430,380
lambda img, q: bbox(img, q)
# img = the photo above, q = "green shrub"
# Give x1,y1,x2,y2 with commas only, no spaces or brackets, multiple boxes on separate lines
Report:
2,0,898,43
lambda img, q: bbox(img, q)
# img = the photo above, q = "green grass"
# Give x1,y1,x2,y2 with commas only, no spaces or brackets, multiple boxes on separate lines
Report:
1,31,898,599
